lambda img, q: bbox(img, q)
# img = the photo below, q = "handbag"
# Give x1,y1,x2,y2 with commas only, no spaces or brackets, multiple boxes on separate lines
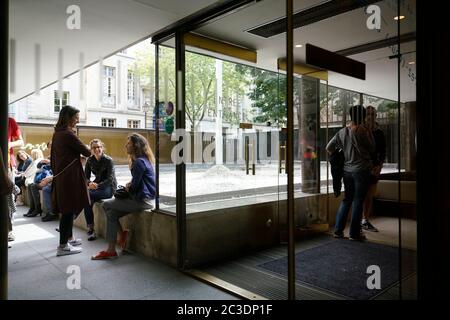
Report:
114,185,130,199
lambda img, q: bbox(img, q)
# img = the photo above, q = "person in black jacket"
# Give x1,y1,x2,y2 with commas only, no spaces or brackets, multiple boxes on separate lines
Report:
329,148,344,197
83,139,117,240
361,106,386,232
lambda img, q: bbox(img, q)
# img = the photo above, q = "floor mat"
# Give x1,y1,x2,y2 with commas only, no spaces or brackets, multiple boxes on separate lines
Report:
258,239,417,300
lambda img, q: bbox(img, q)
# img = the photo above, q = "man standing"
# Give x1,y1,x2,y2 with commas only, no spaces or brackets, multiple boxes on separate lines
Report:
326,105,375,241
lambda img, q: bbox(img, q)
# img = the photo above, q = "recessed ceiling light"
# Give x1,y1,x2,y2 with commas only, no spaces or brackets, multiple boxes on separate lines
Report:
408,61,415,65
295,44,303,48
394,15,405,20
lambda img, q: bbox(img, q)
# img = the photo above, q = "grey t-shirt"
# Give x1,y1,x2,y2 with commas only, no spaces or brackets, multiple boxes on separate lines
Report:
326,126,374,173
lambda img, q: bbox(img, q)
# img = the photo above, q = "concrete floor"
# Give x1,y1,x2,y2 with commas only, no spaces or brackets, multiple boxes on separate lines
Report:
338,216,417,250
7,205,239,300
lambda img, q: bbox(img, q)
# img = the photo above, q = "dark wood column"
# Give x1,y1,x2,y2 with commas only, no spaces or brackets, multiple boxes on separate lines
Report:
416,0,450,299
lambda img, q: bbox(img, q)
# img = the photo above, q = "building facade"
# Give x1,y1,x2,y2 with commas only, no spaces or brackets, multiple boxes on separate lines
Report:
9,50,150,129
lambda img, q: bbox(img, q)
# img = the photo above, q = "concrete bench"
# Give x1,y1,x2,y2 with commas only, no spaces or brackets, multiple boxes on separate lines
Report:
73,201,177,266
375,180,416,203
373,180,416,219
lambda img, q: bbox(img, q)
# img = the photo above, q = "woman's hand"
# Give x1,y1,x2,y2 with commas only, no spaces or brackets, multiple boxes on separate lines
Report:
88,182,98,190
372,165,382,178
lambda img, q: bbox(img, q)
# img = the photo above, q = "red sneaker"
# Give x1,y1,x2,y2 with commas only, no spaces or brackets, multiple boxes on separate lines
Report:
118,230,129,250
91,250,118,260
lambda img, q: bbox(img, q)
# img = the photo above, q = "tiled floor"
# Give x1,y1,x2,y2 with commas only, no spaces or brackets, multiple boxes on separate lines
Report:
7,205,238,300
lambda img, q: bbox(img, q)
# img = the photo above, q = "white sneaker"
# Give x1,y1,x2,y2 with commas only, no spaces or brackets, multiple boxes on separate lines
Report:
56,244,82,256
68,238,82,246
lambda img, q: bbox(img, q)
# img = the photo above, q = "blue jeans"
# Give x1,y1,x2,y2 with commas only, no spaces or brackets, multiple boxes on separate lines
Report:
334,170,371,238
42,184,53,214
84,187,113,229
103,197,153,242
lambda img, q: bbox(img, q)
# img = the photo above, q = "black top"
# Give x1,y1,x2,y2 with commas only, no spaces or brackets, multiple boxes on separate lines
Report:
372,126,386,166
85,154,117,191
17,157,32,172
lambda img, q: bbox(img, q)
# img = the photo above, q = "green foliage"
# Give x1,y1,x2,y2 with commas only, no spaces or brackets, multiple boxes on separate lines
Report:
220,62,250,126
245,69,287,126
185,52,216,130
377,100,398,115
135,45,251,131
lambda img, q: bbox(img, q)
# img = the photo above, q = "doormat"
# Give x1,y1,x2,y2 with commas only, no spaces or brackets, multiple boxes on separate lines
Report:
258,240,416,300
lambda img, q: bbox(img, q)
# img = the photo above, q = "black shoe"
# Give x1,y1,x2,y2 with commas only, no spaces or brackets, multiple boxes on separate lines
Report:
24,208,35,217
361,220,379,232
26,209,43,217
349,234,367,241
42,213,58,222
333,232,344,239
87,229,97,241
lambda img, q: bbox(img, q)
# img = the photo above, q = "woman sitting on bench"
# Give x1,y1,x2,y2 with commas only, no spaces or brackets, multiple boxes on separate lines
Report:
91,133,155,260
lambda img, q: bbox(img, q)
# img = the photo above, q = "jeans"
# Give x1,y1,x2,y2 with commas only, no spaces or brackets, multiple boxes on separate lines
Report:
334,170,371,238
84,187,113,229
102,197,153,242
42,184,53,214
27,183,42,211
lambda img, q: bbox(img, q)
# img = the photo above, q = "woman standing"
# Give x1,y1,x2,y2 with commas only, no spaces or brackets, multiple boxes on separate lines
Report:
92,133,155,260
51,105,91,256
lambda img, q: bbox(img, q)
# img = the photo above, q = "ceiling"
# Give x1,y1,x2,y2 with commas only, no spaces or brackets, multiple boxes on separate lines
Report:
194,0,417,102
9,0,416,104
9,0,213,104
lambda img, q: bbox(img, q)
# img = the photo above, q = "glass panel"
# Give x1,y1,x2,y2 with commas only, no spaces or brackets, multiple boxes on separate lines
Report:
399,0,417,300
183,0,288,298
156,41,177,212
291,0,413,300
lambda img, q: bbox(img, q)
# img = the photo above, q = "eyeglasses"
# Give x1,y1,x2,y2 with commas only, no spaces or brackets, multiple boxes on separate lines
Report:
92,146,102,149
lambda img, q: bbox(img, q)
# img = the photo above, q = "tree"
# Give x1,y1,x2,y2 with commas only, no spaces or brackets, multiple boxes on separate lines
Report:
185,52,216,131
220,62,250,126
135,43,253,132
240,69,287,126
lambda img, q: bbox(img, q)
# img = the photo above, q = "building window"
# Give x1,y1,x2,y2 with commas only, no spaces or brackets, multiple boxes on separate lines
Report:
103,66,116,106
127,120,140,129
127,70,136,105
54,91,69,113
101,118,116,127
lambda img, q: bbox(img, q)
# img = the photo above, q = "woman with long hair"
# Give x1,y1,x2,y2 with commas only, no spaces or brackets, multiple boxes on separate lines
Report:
51,105,91,256
83,138,117,240
14,150,32,204
92,133,155,260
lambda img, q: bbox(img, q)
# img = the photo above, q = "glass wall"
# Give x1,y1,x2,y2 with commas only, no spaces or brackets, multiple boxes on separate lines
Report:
291,0,416,300
181,52,286,210
179,0,289,298
155,43,177,212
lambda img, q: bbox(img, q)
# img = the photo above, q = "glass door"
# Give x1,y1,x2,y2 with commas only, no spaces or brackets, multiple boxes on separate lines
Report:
181,0,290,299
151,0,416,300
292,0,416,300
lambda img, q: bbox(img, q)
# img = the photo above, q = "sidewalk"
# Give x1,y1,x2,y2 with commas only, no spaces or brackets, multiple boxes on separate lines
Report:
8,205,238,300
